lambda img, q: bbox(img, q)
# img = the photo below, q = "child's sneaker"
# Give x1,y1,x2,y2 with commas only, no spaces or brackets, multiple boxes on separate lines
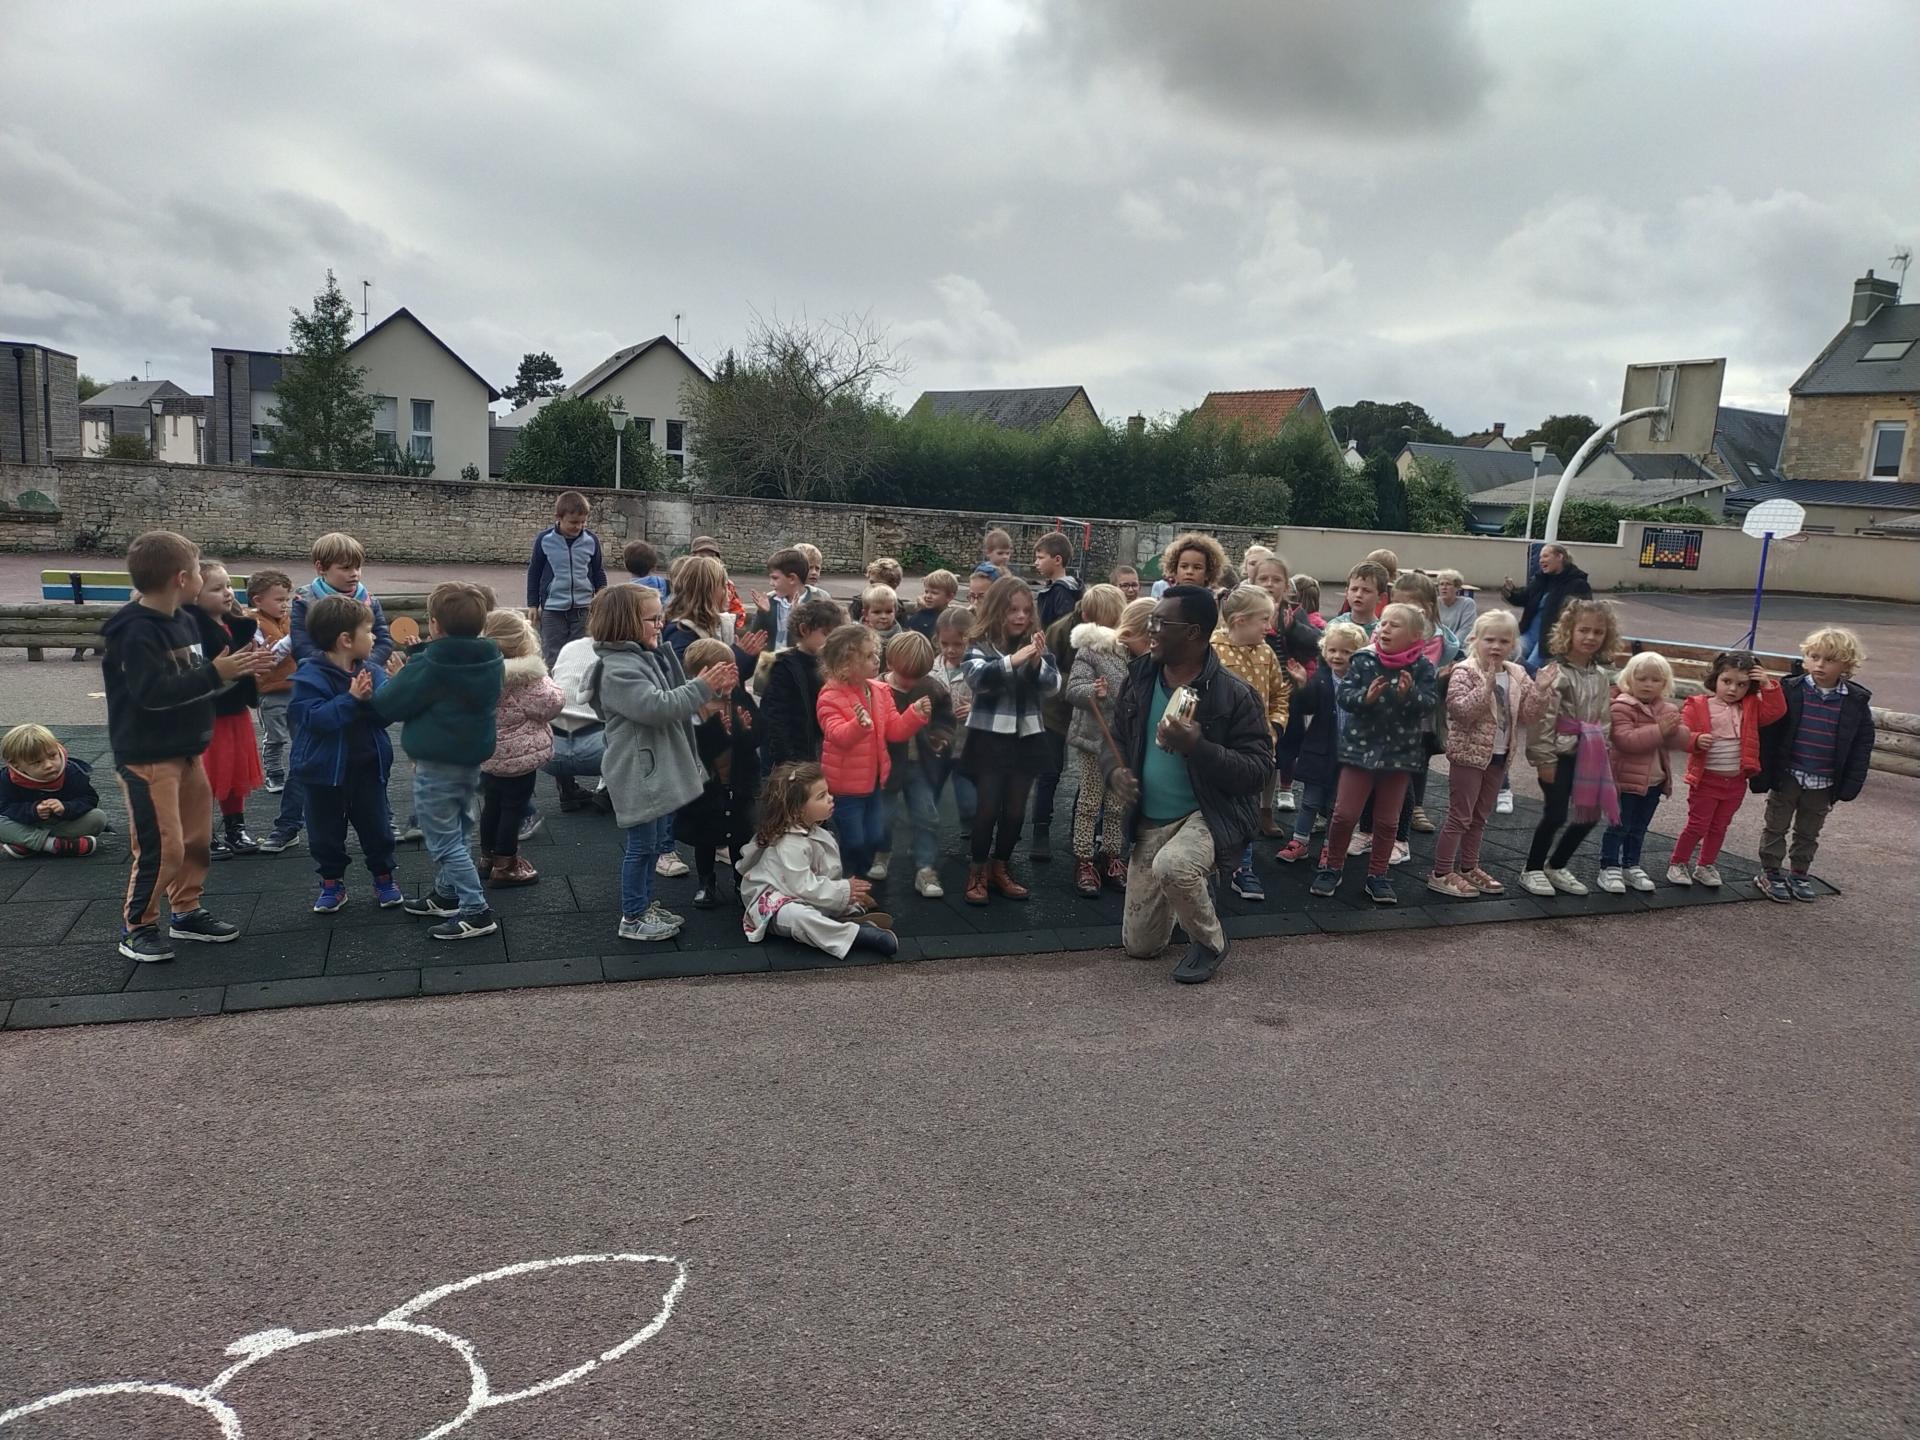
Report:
517,812,543,842
645,900,685,928
400,821,425,843
117,925,174,962
1275,838,1311,864
264,777,285,794
1104,855,1127,890
1665,863,1694,887
168,909,240,943
1388,840,1412,866
915,866,945,899
619,911,680,942
1230,867,1265,901
1692,863,1722,888
0,842,32,860
373,873,405,907
1425,872,1478,899
1409,806,1435,834
429,909,499,941
1756,870,1793,903
655,851,689,878
852,923,899,956
1075,858,1102,897
1545,867,1588,895
313,880,348,913
50,835,98,857
867,852,890,882
1788,873,1819,901
1346,830,1373,858
1519,869,1555,897
1495,789,1514,814
1596,867,1627,894
1364,874,1396,905
404,890,461,917
257,827,301,854
1308,868,1340,898
1275,789,1297,812
1624,866,1656,892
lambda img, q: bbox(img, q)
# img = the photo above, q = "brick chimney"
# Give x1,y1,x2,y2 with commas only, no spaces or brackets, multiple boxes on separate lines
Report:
1852,269,1899,326
1127,413,1145,436
1492,422,1505,437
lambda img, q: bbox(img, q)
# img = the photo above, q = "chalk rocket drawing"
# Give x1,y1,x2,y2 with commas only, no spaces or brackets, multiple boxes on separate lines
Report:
0,1251,688,1440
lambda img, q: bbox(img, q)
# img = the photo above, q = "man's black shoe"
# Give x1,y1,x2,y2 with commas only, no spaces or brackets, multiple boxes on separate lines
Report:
1172,937,1227,984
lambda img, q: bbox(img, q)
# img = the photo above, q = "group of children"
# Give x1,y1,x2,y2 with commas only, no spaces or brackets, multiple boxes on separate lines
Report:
31,497,1876,969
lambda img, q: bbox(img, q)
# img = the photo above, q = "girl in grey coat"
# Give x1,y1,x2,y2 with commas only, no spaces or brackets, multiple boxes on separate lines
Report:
589,587,738,941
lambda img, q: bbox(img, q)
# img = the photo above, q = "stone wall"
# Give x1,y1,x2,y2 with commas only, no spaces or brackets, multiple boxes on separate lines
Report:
1779,392,1919,482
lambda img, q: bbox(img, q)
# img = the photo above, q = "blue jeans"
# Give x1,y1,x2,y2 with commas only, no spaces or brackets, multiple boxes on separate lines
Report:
412,760,486,915
893,773,939,871
833,790,887,877
1291,778,1332,843
1601,788,1663,868
621,814,675,919
275,763,306,836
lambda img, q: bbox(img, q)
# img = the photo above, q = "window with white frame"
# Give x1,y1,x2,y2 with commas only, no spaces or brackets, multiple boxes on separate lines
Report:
372,396,399,456
665,419,686,477
410,399,433,461
1869,421,1906,479
1861,340,1914,362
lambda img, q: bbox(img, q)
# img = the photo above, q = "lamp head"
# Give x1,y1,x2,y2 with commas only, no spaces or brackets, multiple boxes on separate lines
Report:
1530,441,1548,464
609,404,630,433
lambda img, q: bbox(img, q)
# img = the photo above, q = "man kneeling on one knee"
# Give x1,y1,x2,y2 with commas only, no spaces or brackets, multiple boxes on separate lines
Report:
1105,585,1271,984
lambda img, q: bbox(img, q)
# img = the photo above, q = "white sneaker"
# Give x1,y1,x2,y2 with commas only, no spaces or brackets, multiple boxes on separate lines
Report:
914,866,943,898
867,852,890,881
1624,866,1656,892
1275,789,1297,813
1666,863,1694,887
1693,863,1722,888
1546,867,1588,895
1495,789,1514,814
1347,830,1373,858
1519,869,1555,896
618,913,680,942
655,851,689,878
1596,867,1627,894
1388,840,1411,866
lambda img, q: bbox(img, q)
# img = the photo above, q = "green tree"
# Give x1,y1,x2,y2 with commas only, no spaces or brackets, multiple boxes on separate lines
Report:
1366,451,1408,529
503,393,665,491
1517,413,1598,466
1404,456,1473,534
77,373,104,402
93,431,153,460
1326,399,1455,457
268,270,378,473
504,351,566,411
1500,499,1721,542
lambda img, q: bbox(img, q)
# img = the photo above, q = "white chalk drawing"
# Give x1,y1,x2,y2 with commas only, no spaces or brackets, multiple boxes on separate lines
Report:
0,1251,688,1440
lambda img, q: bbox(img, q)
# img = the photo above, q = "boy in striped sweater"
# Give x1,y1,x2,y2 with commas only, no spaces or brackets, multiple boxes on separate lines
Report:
1751,627,1875,902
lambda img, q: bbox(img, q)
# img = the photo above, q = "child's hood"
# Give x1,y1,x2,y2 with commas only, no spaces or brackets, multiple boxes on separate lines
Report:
501,652,550,686
1071,622,1122,655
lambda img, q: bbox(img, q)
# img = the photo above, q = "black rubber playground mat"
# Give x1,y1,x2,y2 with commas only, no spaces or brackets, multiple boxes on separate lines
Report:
0,727,1823,1029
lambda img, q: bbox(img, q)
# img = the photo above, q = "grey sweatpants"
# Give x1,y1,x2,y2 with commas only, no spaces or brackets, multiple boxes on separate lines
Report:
0,808,109,852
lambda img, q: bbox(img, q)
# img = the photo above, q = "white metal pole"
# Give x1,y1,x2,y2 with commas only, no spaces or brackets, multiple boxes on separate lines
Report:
1541,405,1670,545
1524,458,1541,544
614,430,623,491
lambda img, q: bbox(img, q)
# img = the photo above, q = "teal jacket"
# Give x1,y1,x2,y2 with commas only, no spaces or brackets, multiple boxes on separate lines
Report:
371,635,504,766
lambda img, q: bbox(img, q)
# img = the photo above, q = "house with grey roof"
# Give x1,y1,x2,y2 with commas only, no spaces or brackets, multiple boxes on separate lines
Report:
907,386,1100,433
1467,450,1737,529
80,379,208,463
494,335,710,478
1394,440,1562,496
1779,268,1918,486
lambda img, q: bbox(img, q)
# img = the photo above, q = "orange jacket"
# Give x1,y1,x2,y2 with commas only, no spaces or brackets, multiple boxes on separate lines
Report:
817,678,927,796
1680,679,1786,785
252,609,296,694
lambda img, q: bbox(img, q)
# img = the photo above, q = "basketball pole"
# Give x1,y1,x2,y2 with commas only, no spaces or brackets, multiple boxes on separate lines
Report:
1739,531,1773,650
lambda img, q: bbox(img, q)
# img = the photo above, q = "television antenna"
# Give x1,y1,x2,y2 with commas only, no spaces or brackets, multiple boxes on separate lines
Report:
361,280,373,333
1891,248,1912,300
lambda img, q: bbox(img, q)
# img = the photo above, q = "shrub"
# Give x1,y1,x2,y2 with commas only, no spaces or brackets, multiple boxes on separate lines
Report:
1501,499,1723,542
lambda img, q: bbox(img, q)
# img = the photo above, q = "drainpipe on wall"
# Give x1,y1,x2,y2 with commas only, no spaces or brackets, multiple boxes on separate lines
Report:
10,347,26,463
223,354,235,463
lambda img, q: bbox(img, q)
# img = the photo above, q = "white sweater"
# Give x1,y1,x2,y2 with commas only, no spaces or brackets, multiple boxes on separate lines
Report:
737,825,852,942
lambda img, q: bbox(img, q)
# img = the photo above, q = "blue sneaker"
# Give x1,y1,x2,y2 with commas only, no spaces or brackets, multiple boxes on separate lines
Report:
1229,867,1265,901
1788,873,1819,902
257,827,301,854
373,873,405,908
1308,867,1339,898
1365,874,1397,905
1756,869,1793,904
313,880,348,913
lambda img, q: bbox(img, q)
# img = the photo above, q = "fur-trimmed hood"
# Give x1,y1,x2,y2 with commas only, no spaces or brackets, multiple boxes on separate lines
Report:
1070,621,1124,656
501,651,551,687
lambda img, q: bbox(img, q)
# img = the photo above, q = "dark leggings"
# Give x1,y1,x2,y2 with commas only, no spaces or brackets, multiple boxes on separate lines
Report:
1527,752,1594,871
971,765,1037,863
480,770,537,860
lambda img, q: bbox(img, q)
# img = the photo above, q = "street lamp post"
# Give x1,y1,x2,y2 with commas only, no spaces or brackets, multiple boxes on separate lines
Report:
1523,440,1547,546
610,403,630,489
151,398,165,460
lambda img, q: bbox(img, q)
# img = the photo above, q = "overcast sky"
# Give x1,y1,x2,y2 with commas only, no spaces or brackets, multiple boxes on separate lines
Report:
5,0,1915,434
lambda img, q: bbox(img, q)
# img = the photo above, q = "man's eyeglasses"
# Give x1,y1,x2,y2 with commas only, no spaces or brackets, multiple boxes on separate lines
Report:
1145,616,1199,634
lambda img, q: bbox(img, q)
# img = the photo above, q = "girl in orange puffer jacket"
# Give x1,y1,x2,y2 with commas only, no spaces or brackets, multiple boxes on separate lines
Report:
1667,650,1786,888
815,623,930,882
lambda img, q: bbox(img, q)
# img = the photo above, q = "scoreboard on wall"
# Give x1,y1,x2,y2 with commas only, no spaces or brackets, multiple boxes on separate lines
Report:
1638,527,1703,571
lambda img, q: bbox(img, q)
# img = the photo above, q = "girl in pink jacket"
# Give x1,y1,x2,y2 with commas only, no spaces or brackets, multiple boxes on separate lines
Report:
1598,651,1692,893
479,610,565,887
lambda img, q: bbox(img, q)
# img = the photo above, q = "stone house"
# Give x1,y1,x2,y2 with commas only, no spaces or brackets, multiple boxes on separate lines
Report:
1779,268,1918,484
1194,386,1339,453
907,386,1102,433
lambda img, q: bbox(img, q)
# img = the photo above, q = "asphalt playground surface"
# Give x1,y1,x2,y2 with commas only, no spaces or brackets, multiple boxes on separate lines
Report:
0,735,1914,1434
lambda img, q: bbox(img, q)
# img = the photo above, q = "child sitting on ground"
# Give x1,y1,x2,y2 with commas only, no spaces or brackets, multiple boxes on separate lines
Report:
679,636,761,909
880,629,955,898
816,624,932,883
1276,621,1365,865
289,594,401,913
0,724,107,858
740,762,897,957
1595,651,1691,895
1521,599,1621,898
1064,584,1132,897
1667,650,1785,889
478,609,565,888
761,596,844,765
190,560,265,859
1752,627,1876,902
246,569,296,794
1210,584,1289,901
905,569,960,638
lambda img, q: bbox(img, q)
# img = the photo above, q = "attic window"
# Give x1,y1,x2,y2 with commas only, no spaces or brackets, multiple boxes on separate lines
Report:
1748,462,1765,476
1861,340,1913,361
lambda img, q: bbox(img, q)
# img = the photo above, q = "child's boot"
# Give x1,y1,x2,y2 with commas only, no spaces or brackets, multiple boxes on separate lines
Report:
964,863,989,906
988,860,1029,900
224,814,260,855
852,923,899,957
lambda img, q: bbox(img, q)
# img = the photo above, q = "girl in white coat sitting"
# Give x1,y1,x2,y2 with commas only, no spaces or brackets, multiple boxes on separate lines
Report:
738,762,898,959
